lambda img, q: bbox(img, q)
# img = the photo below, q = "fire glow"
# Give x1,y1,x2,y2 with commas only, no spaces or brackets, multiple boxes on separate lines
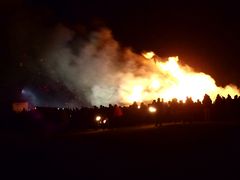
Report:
44,28,239,106
119,52,240,104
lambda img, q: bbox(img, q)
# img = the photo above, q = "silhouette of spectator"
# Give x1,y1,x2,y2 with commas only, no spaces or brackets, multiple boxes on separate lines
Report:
5,91,240,133
202,94,212,121
215,94,222,105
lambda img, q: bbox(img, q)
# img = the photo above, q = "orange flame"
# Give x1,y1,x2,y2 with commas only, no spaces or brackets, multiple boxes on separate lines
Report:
119,52,240,104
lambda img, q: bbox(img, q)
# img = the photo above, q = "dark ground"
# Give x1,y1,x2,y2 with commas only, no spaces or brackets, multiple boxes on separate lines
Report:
1,122,240,179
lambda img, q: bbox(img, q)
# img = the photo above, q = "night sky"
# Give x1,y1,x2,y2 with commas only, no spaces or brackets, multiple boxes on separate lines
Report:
1,0,240,106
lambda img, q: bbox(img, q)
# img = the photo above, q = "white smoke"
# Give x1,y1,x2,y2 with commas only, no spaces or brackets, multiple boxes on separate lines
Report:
44,25,144,106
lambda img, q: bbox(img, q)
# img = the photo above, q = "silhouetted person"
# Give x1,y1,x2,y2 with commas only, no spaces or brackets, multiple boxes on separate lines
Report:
202,94,212,121
131,101,138,109
113,105,123,127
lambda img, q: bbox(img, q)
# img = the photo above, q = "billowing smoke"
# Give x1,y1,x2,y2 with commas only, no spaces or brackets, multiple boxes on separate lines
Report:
41,25,240,107
7,8,239,107
3,1,240,108
43,25,145,106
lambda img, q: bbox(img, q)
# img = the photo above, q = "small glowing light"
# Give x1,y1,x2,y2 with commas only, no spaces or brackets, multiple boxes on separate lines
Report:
57,108,60,110
62,108,64,110
34,107,37,110
96,116,101,122
148,106,157,113
103,119,107,124
138,105,141,109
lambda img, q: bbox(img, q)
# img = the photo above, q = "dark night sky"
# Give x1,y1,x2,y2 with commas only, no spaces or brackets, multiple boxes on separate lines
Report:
1,0,240,105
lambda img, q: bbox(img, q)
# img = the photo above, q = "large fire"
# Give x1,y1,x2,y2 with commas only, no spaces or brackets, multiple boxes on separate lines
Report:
119,52,239,104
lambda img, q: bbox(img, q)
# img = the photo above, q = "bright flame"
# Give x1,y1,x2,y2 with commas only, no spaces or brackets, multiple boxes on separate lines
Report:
151,79,161,89
148,106,157,113
129,85,144,102
119,53,240,104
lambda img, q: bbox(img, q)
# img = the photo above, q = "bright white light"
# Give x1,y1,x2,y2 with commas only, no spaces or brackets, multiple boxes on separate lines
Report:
148,106,157,113
96,116,101,121
103,119,107,124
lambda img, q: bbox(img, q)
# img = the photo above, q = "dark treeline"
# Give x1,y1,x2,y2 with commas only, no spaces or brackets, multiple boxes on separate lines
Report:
1,94,240,134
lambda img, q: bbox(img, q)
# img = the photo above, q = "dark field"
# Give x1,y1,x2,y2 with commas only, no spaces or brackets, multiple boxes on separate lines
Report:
1,122,240,179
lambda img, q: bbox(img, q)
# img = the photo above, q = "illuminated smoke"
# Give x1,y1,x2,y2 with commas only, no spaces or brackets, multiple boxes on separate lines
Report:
44,26,240,106
44,26,123,106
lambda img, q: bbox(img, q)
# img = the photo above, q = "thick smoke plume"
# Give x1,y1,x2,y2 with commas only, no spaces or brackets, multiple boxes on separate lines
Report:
43,25,239,107
44,25,145,106
3,2,240,108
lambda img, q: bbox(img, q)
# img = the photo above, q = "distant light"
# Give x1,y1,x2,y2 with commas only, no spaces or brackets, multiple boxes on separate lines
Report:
138,105,141,109
95,116,101,122
34,107,37,110
148,106,157,113
57,108,60,110
103,119,107,124
21,89,25,94
20,87,38,106
62,108,64,110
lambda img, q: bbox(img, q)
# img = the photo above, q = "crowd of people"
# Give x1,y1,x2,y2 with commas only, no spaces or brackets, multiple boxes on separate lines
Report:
1,94,240,134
